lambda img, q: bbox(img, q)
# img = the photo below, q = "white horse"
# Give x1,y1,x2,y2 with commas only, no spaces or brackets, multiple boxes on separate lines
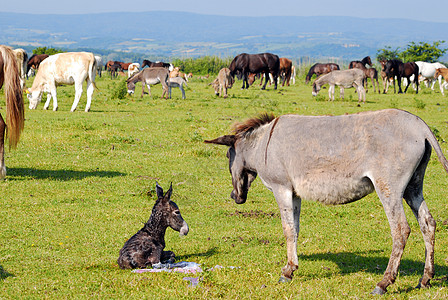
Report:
415,61,447,95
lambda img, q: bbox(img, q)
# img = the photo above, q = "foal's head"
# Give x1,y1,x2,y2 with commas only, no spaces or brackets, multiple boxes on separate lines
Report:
152,183,189,236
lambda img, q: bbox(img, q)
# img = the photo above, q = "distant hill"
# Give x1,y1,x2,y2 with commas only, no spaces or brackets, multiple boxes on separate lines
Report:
1,11,447,61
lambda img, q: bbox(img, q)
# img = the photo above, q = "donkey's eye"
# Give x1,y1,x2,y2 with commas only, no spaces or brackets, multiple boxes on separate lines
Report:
173,210,180,215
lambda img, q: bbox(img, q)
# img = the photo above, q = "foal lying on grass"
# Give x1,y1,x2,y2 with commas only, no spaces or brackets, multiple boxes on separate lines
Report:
117,183,189,269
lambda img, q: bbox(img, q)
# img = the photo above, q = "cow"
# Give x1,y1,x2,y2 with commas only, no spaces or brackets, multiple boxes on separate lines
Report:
26,52,97,112
211,68,234,98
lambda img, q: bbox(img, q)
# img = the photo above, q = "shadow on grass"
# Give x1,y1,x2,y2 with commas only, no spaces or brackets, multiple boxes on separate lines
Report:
7,167,126,181
300,250,448,287
176,247,219,261
0,265,14,281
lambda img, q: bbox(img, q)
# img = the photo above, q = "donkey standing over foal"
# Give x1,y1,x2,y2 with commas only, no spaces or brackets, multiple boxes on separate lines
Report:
117,183,189,269
205,109,448,295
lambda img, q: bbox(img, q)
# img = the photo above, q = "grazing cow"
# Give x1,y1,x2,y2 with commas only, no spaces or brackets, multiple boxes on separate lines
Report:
26,52,97,112
205,109,448,294
211,67,234,98
312,69,366,103
12,48,28,88
117,183,189,269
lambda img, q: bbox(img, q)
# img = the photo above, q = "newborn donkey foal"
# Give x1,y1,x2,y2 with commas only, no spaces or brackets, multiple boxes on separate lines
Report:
117,183,189,269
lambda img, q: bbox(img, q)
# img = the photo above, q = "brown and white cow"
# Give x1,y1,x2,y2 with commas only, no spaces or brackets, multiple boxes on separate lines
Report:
27,52,97,112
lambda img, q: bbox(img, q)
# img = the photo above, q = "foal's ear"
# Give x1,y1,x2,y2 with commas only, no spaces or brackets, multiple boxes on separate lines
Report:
164,183,173,201
204,135,236,147
156,182,164,199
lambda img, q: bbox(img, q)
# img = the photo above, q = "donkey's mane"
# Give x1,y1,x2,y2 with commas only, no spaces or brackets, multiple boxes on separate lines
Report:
232,112,276,136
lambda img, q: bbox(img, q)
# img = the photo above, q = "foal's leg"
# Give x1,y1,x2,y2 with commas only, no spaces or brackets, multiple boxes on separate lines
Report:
273,185,301,282
0,114,6,179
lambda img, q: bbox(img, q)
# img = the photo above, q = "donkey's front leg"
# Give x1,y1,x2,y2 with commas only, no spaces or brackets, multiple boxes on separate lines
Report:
274,186,302,282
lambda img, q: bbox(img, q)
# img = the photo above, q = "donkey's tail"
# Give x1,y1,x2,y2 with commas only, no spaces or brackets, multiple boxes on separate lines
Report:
424,121,448,174
0,45,25,149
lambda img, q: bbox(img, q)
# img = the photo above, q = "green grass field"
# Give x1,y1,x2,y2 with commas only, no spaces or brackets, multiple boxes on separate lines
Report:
1,73,448,299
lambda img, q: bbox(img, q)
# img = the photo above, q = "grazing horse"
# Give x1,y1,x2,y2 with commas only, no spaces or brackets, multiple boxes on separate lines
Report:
305,63,340,84
384,60,419,94
229,52,280,90
141,59,173,71
0,45,25,179
26,54,49,78
205,109,448,295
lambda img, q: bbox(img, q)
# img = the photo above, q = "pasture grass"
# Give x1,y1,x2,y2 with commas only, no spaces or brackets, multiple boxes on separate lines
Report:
1,73,448,299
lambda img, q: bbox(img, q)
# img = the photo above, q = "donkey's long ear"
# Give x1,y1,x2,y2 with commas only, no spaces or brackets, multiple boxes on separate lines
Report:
156,182,164,199
204,135,236,147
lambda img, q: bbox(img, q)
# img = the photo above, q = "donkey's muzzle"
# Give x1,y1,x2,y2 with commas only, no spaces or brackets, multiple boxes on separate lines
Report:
231,190,246,204
179,221,189,236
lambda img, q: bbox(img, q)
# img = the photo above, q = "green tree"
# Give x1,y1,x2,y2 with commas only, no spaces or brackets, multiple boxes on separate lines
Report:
32,47,64,56
376,46,401,62
401,41,447,62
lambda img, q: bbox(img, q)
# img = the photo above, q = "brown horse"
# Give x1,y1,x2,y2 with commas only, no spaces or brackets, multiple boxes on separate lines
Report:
348,56,379,93
0,45,25,179
229,53,280,90
26,54,49,78
141,59,172,70
305,63,340,84
279,57,293,86
384,60,419,94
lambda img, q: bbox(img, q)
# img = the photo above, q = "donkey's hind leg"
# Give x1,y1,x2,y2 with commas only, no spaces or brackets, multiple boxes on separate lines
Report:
403,145,435,289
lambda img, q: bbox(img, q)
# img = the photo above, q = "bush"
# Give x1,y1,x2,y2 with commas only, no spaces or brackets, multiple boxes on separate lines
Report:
171,56,233,75
111,79,128,100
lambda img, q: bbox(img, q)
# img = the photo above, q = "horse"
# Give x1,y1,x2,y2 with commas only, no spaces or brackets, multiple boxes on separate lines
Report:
384,60,419,94
228,53,280,90
305,63,340,84
415,61,447,95
126,67,169,98
0,45,25,179
12,48,28,88
205,109,448,294
348,56,379,93
108,63,122,79
348,56,373,69
26,54,49,78
435,68,448,92
279,57,293,86
380,60,394,94
117,183,189,269
312,69,366,103
141,59,173,71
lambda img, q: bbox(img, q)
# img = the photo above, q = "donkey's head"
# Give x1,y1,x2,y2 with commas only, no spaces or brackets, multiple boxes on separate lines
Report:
154,183,189,236
204,135,257,204
312,81,321,96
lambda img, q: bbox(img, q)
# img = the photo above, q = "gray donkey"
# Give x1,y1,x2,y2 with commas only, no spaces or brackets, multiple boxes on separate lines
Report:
117,183,189,269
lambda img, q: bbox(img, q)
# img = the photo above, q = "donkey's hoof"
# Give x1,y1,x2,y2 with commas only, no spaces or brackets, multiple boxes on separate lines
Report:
278,276,292,283
370,286,386,295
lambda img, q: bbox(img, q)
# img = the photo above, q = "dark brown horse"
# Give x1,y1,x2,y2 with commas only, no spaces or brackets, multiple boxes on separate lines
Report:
0,45,25,179
141,59,172,69
305,63,340,84
26,54,49,77
348,56,379,93
229,52,280,90
279,57,293,86
384,59,419,94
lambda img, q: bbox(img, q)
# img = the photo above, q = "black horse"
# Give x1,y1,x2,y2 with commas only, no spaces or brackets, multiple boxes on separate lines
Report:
141,59,171,69
229,53,280,90
384,60,419,94
305,63,340,84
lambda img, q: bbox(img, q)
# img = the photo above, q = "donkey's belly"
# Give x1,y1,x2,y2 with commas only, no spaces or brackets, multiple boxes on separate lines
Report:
294,176,375,205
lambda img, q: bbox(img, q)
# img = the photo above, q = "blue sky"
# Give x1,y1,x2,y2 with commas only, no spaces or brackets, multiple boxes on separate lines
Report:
2,0,448,23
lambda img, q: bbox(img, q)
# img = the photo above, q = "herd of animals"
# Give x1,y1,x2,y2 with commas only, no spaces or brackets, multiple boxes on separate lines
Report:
2,45,448,295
